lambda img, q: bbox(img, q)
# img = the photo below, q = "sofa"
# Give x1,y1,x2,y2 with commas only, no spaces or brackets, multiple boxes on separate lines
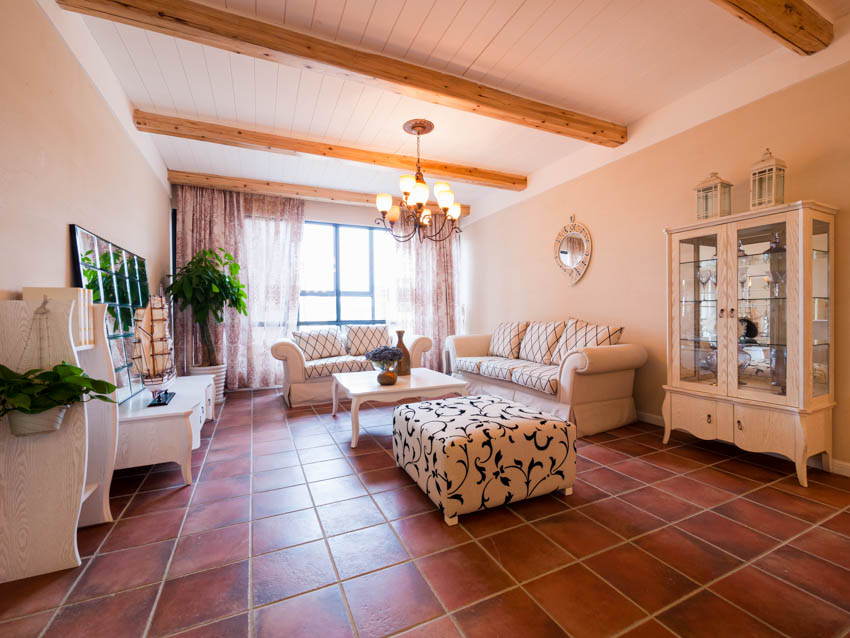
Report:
271,324,432,407
445,320,647,436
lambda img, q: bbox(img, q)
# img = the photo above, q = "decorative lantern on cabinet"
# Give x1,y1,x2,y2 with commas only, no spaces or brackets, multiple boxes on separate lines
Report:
695,172,732,220
749,148,786,209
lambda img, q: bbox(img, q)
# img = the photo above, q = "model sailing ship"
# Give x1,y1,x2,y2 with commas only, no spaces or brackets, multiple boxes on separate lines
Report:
132,293,176,406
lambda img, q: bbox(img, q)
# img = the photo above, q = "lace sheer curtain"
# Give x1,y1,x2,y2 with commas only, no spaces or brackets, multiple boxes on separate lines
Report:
174,185,304,388
378,217,460,372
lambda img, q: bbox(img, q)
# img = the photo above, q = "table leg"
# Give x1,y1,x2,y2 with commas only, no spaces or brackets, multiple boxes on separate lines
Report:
350,397,361,448
332,379,338,416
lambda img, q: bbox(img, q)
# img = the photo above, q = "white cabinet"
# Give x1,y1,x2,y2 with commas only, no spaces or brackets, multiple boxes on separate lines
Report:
117,375,215,484
664,201,836,486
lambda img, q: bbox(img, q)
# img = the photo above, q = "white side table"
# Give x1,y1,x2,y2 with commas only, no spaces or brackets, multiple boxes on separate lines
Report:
332,368,468,447
117,375,216,484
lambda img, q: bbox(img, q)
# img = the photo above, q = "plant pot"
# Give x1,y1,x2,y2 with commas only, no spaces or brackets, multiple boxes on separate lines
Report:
8,405,68,437
372,361,399,386
190,364,227,403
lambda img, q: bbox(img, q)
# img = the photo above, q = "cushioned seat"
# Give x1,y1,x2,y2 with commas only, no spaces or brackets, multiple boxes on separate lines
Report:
511,363,559,395
478,358,536,380
454,356,502,374
304,354,372,379
392,395,576,526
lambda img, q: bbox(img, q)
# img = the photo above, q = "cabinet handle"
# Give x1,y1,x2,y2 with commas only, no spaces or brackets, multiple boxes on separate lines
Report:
706,414,712,424
719,308,725,318
730,308,736,318
737,420,743,431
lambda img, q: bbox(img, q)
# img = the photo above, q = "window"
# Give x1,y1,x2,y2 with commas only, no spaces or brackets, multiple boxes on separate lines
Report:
299,221,393,327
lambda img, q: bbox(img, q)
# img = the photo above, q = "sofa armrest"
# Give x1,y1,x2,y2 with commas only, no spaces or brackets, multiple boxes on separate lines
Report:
558,344,647,402
404,334,433,368
445,334,492,373
270,338,308,384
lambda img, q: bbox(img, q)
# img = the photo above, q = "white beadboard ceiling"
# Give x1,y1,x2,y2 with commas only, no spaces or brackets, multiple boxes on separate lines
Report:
82,0,850,211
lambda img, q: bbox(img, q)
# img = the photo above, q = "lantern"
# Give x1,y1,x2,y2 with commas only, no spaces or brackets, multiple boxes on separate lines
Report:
695,172,732,220
750,148,786,209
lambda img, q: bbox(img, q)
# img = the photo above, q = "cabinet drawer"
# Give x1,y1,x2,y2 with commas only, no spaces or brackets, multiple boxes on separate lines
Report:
205,384,215,421
671,394,717,440
733,405,795,457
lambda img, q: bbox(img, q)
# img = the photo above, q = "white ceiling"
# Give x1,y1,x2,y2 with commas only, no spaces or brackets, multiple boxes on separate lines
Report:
81,0,850,210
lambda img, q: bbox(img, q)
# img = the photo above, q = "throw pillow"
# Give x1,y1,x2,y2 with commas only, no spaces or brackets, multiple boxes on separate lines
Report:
346,324,391,356
551,318,624,365
488,321,529,359
519,321,566,364
291,327,346,361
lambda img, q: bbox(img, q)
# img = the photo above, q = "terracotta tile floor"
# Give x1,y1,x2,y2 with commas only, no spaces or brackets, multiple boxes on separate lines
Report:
2,390,850,637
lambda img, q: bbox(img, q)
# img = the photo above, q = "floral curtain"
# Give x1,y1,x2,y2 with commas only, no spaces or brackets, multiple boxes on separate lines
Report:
378,217,460,372
174,185,304,388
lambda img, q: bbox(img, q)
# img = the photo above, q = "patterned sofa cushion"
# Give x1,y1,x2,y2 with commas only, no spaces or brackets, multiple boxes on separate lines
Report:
488,321,529,359
511,363,559,395
292,327,346,361
519,321,566,364
551,318,624,365
304,354,372,379
345,324,390,355
479,358,536,381
455,356,502,374
392,395,576,521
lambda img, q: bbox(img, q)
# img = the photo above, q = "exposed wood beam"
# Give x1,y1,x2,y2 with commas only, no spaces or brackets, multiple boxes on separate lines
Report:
709,0,833,55
135,110,526,191
57,0,627,147
167,170,471,216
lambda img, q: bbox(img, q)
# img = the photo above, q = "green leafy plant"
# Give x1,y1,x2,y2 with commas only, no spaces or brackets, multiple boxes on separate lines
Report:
0,362,116,418
167,248,247,367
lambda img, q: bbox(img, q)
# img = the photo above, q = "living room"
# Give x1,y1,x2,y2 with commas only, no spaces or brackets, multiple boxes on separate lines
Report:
2,0,850,636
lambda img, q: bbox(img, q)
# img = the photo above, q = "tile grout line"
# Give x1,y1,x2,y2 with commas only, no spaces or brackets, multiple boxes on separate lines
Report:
247,392,255,638
139,396,225,638
36,461,160,638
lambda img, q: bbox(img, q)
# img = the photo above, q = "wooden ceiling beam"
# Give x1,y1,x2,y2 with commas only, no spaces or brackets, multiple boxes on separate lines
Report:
167,170,471,216
56,0,627,147
709,0,833,55
135,110,526,191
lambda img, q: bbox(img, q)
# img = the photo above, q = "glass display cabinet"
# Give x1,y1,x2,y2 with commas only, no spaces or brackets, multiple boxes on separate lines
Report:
664,201,836,486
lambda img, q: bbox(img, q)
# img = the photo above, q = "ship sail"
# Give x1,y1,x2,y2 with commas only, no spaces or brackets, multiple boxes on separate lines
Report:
131,295,176,393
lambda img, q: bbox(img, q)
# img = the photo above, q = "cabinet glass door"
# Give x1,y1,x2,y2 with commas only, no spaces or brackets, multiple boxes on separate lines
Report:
735,221,787,397
677,233,721,389
812,219,830,397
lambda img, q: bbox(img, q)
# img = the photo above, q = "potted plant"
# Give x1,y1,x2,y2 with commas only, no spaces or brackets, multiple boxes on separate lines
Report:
365,346,403,386
0,362,116,436
167,248,247,403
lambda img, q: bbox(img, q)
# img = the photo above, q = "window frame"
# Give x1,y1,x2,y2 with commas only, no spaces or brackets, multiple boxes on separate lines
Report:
298,221,385,328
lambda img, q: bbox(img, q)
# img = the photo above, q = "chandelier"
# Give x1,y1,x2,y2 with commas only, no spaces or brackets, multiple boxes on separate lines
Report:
375,119,462,243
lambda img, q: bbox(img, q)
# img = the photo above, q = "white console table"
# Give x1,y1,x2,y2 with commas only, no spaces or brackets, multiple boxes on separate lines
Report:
117,375,215,484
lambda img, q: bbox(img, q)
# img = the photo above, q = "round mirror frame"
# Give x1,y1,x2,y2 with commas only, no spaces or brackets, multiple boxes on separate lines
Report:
554,215,592,285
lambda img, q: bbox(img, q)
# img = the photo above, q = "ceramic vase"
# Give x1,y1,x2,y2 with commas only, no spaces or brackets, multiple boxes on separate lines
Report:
396,330,411,376
372,361,399,386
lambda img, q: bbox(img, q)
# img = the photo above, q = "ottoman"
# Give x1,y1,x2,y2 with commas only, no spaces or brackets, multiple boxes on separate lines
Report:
392,395,577,526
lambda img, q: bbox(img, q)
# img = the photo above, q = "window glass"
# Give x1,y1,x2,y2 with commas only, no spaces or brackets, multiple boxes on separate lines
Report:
298,222,386,327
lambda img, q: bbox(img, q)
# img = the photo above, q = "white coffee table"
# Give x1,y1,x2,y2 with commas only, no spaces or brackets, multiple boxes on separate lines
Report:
332,368,468,447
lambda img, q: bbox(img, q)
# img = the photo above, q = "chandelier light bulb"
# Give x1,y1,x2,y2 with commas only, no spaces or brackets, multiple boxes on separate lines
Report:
447,203,462,221
421,208,432,226
399,174,416,194
433,182,450,197
437,189,454,210
386,205,401,223
375,192,393,213
412,180,429,206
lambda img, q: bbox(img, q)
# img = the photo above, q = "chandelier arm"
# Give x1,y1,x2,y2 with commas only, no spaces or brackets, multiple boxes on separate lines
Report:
374,216,419,242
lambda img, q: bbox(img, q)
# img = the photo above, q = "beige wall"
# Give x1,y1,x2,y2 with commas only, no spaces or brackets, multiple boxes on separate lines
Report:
461,61,850,461
304,200,380,226
0,0,170,300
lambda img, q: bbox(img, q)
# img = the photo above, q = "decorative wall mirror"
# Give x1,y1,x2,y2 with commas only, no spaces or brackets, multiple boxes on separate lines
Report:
70,225,150,403
554,215,592,285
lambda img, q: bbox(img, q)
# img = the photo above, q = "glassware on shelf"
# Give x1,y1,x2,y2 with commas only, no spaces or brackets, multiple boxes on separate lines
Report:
738,268,749,297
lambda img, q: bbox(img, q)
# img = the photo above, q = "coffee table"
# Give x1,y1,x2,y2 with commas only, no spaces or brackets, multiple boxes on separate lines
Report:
332,368,468,447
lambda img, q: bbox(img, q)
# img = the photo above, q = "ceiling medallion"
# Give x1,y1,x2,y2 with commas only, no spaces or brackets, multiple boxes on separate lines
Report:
375,119,462,243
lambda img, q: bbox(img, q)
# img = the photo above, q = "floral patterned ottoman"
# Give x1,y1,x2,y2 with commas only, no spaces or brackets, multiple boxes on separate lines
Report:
392,395,576,526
